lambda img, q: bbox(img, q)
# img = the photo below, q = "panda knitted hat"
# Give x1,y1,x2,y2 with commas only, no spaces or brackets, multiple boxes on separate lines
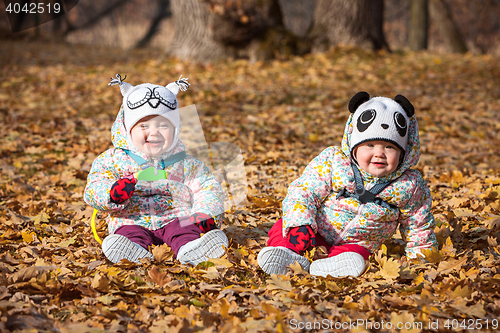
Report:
109,74,190,152
348,91,415,161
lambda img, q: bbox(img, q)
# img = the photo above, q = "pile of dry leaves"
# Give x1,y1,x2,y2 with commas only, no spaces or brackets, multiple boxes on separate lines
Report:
0,41,499,332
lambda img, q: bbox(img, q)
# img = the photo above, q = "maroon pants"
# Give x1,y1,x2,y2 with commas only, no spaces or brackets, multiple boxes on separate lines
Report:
268,219,371,260
114,218,202,256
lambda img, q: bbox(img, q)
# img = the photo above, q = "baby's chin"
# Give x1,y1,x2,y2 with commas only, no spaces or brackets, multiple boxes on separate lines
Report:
139,145,170,157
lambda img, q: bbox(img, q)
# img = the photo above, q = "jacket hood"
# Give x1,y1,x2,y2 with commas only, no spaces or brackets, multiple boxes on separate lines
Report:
340,100,421,183
111,105,186,161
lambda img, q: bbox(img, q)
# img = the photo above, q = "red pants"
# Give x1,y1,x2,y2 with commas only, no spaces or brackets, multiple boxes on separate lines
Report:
267,219,371,260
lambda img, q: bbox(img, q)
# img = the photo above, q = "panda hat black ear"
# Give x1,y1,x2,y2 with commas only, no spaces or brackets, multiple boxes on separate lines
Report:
394,94,414,117
348,91,370,113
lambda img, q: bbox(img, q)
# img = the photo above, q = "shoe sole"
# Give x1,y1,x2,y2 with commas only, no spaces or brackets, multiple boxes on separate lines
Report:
177,229,228,266
102,234,154,264
309,251,366,278
257,246,310,275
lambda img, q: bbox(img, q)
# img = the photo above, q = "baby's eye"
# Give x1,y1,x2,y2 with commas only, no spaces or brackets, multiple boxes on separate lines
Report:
386,145,396,149
367,144,374,147
159,124,170,128
140,124,149,129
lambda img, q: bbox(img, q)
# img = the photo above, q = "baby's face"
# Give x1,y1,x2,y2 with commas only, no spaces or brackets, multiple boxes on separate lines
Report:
130,115,174,157
354,140,401,177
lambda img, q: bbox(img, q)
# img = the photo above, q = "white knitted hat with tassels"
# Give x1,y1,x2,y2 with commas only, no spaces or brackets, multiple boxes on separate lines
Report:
108,74,190,152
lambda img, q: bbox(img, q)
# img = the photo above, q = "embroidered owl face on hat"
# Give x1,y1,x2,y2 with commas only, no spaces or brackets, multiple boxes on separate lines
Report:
109,74,190,153
348,91,415,162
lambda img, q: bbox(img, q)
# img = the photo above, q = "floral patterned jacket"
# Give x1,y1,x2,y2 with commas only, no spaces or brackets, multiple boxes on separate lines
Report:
282,113,437,258
84,107,225,234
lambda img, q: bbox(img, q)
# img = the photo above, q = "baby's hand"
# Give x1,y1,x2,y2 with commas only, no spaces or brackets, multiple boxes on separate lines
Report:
288,225,316,252
110,174,137,204
191,213,218,233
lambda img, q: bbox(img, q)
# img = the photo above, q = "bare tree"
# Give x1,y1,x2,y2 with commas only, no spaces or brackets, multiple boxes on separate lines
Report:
429,0,468,53
309,0,389,52
409,0,428,51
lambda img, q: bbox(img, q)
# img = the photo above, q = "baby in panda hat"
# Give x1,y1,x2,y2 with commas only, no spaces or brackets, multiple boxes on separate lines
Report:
84,74,228,265
258,92,437,277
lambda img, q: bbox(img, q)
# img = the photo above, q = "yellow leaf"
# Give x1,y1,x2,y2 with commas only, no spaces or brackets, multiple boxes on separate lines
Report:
21,231,37,243
324,280,341,292
413,273,425,285
378,257,400,280
59,237,76,248
30,212,49,225
96,294,120,305
422,247,443,264
380,244,388,255
208,257,233,267
173,304,192,318
449,285,473,299
441,237,456,257
446,197,468,208
152,244,173,263
266,274,293,291
202,266,221,280
288,261,309,275
453,208,474,217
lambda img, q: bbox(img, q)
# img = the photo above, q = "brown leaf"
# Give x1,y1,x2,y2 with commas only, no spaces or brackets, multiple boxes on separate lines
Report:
152,244,174,263
10,266,55,283
147,266,171,288
437,256,468,274
90,272,110,292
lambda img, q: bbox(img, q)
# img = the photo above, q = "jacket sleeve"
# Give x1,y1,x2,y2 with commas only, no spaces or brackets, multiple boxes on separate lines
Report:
282,148,336,238
83,150,129,212
398,173,438,258
184,159,225,226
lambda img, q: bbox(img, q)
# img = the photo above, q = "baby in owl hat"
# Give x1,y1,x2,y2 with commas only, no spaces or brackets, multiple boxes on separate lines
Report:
258,92,437,277
84,74,228,265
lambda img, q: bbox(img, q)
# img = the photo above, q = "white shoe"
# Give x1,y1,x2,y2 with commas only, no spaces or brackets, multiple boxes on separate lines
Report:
177,229,228,266
102,234,154,264
257,246,310,275
309,252,366,278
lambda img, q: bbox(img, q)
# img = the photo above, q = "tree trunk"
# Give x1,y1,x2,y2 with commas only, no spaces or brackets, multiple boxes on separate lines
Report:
278,0,316,38
428,0,468,53
309,0,389,52
135,0,171,49
409,0,428,51
168,0,305,62
168,0,229,62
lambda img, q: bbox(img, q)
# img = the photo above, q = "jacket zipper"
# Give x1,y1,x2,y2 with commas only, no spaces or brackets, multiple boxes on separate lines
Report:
149,190,157,230
334,203,365,245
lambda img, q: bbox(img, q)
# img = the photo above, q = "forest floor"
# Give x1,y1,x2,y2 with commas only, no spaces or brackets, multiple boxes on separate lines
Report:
1,40,500,332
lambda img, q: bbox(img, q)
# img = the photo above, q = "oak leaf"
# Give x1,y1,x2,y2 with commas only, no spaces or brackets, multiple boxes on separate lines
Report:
266,274,293,291
147,266,171,287
436,256,468,274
